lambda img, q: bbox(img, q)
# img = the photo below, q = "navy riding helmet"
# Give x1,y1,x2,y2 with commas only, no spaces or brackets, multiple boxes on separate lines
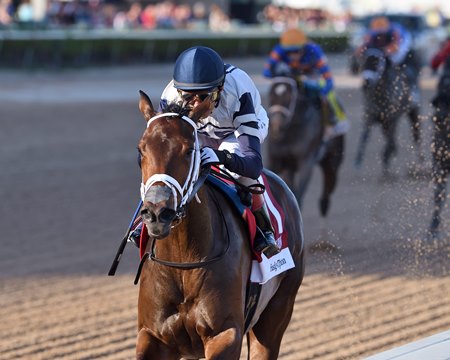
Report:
173,46,226,91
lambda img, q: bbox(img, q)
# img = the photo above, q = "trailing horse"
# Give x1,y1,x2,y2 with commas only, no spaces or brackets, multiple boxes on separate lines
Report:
354,48,423,174
429,60,450,237
132,90,305,359
266,76,345,216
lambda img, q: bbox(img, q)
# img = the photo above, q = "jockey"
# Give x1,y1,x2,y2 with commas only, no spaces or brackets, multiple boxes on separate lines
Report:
430,37,450,73
129,46,280,258
356,16,420,95
263,27,349,140
430,37,450,106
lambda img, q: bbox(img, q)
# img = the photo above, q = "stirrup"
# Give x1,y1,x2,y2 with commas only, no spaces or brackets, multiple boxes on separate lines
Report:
254,228,280,259
261,242,281,259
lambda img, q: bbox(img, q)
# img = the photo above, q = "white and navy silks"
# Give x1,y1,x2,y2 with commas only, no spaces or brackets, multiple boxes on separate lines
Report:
158,64,269,181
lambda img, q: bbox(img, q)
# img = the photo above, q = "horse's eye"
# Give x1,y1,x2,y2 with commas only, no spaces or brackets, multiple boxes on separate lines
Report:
186,148,194,157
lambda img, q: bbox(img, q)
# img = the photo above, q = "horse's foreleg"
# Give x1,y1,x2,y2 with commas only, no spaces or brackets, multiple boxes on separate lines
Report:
136,329,178,360
204,327,243,360
355,121,370,168
294,161,315,209
408,107,424,163
408,107,421,144
318,137,345,217
382,120,397,171
248,258,305,360
429,173,448,237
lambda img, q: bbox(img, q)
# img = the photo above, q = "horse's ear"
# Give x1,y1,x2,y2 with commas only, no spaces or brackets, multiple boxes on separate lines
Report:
188,98,213,123
139,90,156,122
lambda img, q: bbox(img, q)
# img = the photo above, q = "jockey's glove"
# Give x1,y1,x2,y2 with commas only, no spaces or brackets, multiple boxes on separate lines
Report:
200,147,232,168
302,78,321,91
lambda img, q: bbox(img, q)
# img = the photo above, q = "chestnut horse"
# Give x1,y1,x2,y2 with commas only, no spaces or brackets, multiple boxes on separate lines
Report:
266,76,345,216
135,90,305,359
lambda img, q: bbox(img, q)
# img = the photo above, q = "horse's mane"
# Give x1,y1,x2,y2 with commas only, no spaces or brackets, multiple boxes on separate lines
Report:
163,102,191,118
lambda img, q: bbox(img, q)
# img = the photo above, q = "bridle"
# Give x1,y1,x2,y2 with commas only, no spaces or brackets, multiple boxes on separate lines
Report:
268,77,298,125
135,112,231,278
140,112,202,223
361,48,386,86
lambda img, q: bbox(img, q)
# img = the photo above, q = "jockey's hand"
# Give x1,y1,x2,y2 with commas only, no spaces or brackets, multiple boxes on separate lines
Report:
200,147,221,168
200,148,233,169
302,78,321,91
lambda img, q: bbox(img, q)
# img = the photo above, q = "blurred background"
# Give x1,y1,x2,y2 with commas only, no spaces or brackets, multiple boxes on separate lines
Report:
1,0,449,359
0,0,449,67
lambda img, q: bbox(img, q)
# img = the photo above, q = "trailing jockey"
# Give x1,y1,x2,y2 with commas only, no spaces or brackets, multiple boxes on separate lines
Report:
263,27,350,140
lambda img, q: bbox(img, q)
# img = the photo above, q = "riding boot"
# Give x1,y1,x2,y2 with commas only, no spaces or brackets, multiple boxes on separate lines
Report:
324,91,350,140
252,194,280,258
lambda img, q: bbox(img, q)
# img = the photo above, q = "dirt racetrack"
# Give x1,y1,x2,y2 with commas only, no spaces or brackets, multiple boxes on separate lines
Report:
0,55,449,360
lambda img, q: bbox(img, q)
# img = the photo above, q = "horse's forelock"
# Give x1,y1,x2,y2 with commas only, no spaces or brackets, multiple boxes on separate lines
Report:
164,102,191,118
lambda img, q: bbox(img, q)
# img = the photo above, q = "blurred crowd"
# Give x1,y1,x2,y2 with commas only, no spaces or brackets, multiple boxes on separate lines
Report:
0,0,233,31
1,0,448,33
261,4,352,32
0,0,359,32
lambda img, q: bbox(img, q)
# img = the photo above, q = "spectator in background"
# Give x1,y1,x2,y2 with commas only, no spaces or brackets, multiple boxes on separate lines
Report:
16,0,33,22
154,0,175,29
140,4,156,29
209,4,230,32
172,3,191,29
0,0,13,25
113,2,141,30
190,1,207,30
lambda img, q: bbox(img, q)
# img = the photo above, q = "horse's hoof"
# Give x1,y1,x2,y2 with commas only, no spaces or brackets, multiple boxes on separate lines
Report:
430,216,440,232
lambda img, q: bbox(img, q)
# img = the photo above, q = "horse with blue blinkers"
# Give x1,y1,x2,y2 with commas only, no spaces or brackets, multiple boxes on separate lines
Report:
134,90,305,360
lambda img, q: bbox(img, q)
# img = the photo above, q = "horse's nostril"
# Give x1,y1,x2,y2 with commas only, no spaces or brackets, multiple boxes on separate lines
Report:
141,208,157,223
159,208,176,223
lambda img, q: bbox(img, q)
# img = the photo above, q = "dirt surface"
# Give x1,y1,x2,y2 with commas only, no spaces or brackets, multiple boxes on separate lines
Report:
0,56,449,360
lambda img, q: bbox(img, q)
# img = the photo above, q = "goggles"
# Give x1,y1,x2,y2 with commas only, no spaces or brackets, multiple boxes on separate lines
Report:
177,89,220,103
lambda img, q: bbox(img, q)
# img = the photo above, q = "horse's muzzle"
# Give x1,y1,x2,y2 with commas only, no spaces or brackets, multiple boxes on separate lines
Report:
141,205,176,239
